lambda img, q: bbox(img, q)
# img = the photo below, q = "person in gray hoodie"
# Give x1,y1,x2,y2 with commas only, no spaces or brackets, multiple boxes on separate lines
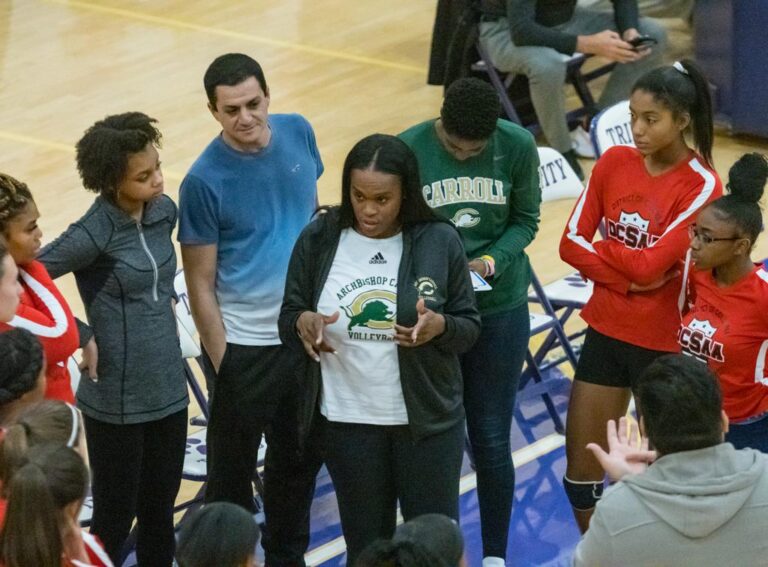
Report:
573,354,768,566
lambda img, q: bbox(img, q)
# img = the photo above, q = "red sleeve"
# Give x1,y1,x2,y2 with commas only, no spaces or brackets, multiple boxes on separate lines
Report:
592,159,723,286
7,261,79,366
559,161,632,294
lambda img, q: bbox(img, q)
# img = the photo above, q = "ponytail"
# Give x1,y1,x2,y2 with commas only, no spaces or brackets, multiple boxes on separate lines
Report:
0,444,88,567
632,59,714,166
0,400,82,498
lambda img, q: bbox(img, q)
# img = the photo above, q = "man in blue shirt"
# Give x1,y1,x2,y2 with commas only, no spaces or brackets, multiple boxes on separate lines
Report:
178,53,324,567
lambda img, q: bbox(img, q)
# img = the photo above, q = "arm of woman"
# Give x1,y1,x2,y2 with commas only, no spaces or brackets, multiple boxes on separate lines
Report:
279,225,318,354
38,222,102,375
481,139,541,278
38,222,102,279
559,158,633,293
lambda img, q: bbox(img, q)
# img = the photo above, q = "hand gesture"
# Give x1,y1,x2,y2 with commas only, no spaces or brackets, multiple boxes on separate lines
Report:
394,297,445,347
587,417,657,482
578,30,640,63
296,310,339,362
629,268,680,292
79,336,99,382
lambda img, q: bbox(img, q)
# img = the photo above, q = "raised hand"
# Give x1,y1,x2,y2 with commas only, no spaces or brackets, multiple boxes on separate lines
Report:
586,416,657,482
394,297,445,347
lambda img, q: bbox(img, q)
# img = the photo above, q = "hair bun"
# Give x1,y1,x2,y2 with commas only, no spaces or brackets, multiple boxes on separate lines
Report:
728,153,768,204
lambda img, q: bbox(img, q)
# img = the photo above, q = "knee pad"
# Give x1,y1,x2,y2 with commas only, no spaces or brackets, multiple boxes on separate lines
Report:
563,476,604,511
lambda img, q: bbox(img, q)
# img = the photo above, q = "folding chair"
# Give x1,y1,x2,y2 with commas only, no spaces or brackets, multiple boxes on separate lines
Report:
589,99,634,158
473,40,616,135
172,269,267,523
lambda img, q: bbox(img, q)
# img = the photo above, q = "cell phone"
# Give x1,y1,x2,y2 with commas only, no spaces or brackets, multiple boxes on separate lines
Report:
629,35,658,50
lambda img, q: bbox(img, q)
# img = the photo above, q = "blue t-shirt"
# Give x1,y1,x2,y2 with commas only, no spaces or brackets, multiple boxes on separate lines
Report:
178,113,323,345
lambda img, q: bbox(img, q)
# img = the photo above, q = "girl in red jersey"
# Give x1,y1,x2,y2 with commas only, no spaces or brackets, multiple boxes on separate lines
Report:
0,443,112,567
0,174,97,402
559,59,723,532
682,153,768,452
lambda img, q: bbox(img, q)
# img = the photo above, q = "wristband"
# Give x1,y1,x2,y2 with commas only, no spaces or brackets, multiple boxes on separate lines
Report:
480,255,496,277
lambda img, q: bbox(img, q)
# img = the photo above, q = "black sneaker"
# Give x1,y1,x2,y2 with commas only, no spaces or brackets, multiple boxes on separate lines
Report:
562,149,585,181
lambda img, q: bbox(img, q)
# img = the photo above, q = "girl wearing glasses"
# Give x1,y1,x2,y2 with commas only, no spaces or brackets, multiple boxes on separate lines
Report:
559,60,723,532
681,153,768,452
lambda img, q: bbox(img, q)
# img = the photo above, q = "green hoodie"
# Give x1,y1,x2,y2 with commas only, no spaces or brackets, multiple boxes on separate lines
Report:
400,119,541,314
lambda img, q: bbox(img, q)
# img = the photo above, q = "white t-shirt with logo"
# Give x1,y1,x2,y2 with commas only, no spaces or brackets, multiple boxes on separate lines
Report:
316,228,407,425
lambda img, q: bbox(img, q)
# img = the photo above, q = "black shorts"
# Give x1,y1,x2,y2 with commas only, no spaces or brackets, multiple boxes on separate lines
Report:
574,327,670,389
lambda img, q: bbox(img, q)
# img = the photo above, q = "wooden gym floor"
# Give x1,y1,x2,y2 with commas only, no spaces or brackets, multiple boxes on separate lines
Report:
2,2,768,565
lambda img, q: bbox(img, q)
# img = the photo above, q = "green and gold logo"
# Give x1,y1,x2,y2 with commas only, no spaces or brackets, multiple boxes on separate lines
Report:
451,208,481,228
414,277,437,299
342,290,396,331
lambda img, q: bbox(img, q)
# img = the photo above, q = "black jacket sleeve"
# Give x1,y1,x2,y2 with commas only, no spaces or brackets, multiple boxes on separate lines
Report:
279,226,315,354
431,230,481,354
507,0,579,55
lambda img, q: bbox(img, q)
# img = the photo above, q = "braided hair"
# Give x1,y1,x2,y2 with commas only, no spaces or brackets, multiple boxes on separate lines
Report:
0,174,34,234
0,328,44,406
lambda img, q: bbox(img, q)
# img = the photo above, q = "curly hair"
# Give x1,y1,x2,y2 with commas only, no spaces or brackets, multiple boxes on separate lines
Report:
440,78,501,141
0,328,44,406
0,173,34,234
75,112,162,202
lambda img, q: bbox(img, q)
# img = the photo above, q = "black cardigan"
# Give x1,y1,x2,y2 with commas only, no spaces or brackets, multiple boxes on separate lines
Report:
278,209,481,447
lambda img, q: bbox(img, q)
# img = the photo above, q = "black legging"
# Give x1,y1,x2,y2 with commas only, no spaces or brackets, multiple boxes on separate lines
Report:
84,408,187,567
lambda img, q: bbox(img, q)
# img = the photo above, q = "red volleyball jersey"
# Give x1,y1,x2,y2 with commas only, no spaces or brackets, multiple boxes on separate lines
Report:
0,260,78,403
681,262,768,422
560,146,722,351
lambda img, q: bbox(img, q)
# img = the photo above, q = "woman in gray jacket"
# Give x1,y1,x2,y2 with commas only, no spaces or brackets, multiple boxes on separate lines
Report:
39,112,188,567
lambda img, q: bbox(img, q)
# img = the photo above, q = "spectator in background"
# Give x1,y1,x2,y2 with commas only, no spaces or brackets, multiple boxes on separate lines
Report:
478,0,667,179
574,355,768,566
579,0,693,20
176,502,260,567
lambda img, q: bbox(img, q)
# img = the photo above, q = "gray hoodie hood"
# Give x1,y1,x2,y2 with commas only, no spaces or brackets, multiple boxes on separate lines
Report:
622,443,765,538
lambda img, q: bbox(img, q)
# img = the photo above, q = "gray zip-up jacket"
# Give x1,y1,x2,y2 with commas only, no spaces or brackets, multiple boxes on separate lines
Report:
39,195,188,424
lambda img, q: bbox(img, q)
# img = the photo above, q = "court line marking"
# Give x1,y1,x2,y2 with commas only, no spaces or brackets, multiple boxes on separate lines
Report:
304,433,565,566
0,129,184,182
43,0,426,74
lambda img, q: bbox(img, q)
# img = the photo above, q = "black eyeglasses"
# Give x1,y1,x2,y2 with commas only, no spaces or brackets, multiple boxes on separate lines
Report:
688,225,742,245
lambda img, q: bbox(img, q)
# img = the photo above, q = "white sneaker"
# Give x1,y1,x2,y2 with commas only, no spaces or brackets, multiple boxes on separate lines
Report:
570,125,596,159
482,557,506,567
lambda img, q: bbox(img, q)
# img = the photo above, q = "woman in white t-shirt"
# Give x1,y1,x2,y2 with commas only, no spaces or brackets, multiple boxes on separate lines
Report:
279,134,481,565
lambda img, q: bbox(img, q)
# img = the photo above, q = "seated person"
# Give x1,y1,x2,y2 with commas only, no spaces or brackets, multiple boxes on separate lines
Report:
574,354,768,566
579,0,693,20
479,0,667,177
0,328,46,424
394,514,466,567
